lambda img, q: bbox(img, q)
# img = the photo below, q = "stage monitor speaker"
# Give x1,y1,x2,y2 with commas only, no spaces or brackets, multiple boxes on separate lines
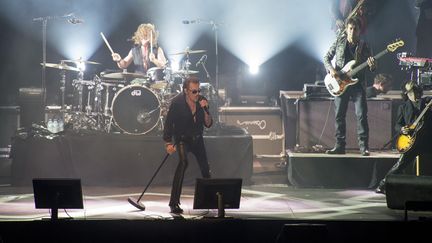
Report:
193,178,242,218
297,99,392,150
386,174,432,210
19,87,44,127
32,178,83,220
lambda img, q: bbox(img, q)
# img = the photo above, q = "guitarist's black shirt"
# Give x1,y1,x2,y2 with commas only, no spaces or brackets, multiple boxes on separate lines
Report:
395,97,432,137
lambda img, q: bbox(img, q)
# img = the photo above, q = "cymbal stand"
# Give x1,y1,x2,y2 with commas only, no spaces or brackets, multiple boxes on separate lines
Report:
183,51,191,76
103,84,111,117
85,85,93,115
93,75,103,114
76,71,85,112
59,68,67,111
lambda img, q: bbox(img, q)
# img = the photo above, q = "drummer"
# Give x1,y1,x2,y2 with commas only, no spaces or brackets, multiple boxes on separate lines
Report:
111,23,167,78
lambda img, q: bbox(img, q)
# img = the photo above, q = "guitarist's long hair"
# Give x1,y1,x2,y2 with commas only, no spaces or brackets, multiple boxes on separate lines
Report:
401,81,423,101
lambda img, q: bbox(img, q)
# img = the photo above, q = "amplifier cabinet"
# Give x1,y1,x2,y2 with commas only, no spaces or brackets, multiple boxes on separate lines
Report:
219,107,284,157
297,98,393,150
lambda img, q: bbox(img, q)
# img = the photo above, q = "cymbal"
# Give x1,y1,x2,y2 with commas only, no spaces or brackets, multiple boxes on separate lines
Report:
62,59,101,65
42,63,80,72
101,71,148,79
170,49,206,55
173,69,199,75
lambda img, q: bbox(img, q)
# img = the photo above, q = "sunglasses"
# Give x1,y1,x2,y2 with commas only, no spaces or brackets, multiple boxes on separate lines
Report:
190,89,201,94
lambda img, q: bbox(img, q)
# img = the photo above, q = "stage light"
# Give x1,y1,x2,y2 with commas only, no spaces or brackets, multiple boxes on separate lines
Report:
249,64,259,75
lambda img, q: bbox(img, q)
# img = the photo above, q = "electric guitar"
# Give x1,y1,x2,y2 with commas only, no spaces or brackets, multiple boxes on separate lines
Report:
335,0,366,35
324,39,404,97
396,99,432,153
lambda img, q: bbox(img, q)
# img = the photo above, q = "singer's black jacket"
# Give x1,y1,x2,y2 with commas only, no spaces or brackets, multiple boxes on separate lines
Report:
163,92,212,143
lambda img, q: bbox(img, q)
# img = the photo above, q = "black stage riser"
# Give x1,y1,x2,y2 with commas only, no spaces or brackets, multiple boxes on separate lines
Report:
287,153,398,189
10,133,253,187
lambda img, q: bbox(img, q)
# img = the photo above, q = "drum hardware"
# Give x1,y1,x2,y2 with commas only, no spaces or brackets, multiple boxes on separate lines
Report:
61,58,101,65
169,48,206,55
85,84,94,115
100,81,122,117
42,61,80,110
101,71,148,80
41,62,80,72
72,79,95,112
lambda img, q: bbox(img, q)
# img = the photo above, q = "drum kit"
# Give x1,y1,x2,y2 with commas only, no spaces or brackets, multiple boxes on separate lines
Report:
43,48,214,135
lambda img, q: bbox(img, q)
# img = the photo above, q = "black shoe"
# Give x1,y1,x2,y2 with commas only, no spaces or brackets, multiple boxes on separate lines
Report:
375,180,386,194
326,147,345,155
361,148,370,156
375,186,385,194
170,204,183,214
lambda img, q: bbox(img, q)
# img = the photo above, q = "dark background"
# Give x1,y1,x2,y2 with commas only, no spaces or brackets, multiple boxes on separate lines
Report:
0,0,419,106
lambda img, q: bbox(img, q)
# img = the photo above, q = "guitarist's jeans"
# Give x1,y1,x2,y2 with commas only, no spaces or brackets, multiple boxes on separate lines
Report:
333,85,369,149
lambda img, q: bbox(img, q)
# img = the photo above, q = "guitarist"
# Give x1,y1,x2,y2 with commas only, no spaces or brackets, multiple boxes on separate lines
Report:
376,81,432,194
323,17,376,156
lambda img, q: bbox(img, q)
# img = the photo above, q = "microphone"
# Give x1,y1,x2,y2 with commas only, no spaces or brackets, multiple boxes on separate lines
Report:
182,19,200,24
196,55,207,67
198,95,210,114
68,17,84,24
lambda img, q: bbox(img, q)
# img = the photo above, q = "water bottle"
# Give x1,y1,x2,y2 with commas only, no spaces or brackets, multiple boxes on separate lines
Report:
47,119,54,133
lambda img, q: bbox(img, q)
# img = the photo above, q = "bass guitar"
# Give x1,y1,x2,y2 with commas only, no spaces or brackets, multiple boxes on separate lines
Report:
396,99,432,153
324,39,404,97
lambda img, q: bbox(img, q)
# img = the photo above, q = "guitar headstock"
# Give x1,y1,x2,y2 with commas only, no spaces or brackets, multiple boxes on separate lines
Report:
387,39,405,52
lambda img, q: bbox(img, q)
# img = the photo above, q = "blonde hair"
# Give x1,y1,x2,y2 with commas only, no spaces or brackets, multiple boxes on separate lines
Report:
132,23,158,45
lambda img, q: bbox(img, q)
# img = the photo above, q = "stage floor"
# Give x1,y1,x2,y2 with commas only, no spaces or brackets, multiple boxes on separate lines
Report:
1,167,430,222
2,158,432,242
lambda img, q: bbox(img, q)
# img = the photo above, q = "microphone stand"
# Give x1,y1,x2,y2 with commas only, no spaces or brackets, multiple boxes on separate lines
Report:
198,20,223,129
33,13,74,106
128,143,176,211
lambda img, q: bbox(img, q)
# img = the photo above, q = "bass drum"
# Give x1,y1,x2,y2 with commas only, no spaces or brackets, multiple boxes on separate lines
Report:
111,85,161,135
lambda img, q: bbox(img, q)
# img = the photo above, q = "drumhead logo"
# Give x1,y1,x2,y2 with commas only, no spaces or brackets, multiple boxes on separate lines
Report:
236,120,266,130
131,89,142,96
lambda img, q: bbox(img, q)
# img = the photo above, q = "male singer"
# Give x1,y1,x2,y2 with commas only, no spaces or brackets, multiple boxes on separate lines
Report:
163,76,212,214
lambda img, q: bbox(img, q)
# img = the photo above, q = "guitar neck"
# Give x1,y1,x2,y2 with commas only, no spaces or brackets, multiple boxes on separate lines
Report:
350,49,388,76
412,100,432,127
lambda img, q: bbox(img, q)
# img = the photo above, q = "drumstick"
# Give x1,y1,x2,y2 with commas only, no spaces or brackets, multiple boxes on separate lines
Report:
150,31,153,55
100,32,114,54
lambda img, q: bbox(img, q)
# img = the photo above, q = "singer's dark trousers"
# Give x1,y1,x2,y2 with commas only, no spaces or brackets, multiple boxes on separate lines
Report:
169,136,211,206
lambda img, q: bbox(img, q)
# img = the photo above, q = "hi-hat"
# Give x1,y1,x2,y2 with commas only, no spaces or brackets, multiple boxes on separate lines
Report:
101,71,148,79
62,59,101,65
42,62,80,72
170,49,206,55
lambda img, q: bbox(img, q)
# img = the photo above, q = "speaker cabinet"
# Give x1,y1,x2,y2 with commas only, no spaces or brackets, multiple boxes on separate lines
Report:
0,106,20,152
219,107,284,156
297,98,393,150
18,88,44,127
386,174,432,210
